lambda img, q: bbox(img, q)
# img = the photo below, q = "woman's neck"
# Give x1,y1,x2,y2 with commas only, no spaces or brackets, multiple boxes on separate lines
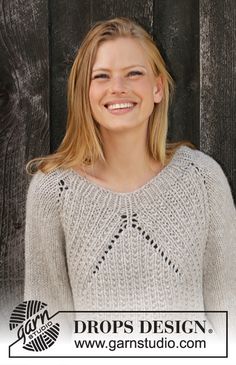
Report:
82,128,163,191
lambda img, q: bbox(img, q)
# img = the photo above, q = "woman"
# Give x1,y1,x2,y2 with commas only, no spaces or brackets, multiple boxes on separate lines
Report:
25,17,236,339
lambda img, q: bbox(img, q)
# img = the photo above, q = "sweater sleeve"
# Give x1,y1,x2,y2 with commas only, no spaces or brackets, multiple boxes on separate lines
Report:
24,171,74,317
202,156,236,340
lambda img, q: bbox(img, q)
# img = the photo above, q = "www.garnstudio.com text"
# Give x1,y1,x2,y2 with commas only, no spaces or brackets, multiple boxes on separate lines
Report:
74,337,206,351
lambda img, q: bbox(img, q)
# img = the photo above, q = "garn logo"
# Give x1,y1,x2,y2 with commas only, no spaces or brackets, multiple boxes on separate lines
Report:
9,300,60,352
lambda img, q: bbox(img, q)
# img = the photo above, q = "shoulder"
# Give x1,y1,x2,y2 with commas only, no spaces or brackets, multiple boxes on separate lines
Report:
27,168,60,197
177,145,221,168
26,169,67,216
177,146,234,201
178,146,230,182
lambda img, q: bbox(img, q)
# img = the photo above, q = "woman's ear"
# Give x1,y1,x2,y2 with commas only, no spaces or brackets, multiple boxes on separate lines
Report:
153,76,164,104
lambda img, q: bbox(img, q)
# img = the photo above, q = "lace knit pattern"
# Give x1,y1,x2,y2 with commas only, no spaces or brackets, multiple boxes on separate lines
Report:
24,146,236,335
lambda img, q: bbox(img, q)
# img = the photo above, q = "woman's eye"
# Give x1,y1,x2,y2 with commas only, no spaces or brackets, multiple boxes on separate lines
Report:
93,74,108,79
128,70,143,77
92,71,143,80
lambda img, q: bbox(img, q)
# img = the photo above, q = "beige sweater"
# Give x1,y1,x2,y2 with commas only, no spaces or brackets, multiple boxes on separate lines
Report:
24,146,236,337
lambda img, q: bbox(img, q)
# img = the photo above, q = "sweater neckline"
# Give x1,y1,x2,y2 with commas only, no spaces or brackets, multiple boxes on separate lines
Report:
68,145,188,197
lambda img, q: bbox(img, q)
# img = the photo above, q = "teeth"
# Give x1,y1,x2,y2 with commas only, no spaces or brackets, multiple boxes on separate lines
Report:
107,103,135,110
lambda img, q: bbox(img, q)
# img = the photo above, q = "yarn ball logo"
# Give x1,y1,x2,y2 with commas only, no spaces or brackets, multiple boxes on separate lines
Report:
9,300,60,352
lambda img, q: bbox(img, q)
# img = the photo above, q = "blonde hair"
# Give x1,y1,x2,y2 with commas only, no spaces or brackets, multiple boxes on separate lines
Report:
27,17,195,174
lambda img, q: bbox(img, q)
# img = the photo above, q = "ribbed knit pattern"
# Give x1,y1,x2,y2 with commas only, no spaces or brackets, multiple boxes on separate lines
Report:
24,146,236,336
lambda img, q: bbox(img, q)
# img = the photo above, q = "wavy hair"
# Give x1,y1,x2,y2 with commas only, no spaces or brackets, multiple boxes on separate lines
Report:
26,17,195,174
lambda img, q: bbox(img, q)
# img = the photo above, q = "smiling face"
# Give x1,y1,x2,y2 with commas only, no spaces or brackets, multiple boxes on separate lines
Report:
89,37,163,134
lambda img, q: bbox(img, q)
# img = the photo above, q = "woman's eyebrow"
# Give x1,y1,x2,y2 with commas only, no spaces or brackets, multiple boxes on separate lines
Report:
92,65,147,72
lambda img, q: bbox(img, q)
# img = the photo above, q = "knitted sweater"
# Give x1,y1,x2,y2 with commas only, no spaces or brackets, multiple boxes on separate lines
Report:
24,146,236,336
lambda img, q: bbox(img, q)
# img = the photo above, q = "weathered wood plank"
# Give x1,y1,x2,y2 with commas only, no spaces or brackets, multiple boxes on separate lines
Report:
90,0,153,30
200,0,236,200
0,0,49,320
154,0,200,147
49,0,91,151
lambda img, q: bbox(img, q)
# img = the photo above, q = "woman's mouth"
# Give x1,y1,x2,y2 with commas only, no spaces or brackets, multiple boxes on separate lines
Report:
104,102,137,114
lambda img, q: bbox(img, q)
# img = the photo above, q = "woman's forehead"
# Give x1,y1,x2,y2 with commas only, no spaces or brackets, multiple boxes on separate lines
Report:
92,37,152,70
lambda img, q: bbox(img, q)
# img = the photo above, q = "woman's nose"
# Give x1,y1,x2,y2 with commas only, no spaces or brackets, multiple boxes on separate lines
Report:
109,76,128,93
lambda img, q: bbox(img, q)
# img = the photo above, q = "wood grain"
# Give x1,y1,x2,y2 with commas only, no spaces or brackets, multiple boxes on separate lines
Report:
200,0,236,200
154,0,200,147
0,0,49,321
